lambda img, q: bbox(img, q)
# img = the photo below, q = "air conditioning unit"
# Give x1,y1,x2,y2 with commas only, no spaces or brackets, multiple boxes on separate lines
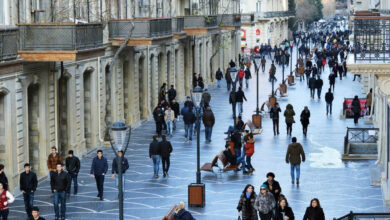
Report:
192,3,198,9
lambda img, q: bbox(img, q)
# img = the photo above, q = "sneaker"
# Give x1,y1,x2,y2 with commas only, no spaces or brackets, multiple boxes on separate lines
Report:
163,172,166,177
100,196,103,201
296,178,300,185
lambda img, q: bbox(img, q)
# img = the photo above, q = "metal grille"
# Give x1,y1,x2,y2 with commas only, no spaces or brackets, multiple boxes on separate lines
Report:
176,17,184,32
345,127,379,144
0,27,18,61
19,24,103,51
353,18,390,62
150,19,172,37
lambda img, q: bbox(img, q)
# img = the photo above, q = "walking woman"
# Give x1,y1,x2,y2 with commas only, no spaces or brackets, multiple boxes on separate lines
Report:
237,184,258,220
275,197,295,220
0,182,15,220
244,133,255,173
303,198,325,220
284,104,295,136
254,184,276,220
352,96,361,125
300,107,311,136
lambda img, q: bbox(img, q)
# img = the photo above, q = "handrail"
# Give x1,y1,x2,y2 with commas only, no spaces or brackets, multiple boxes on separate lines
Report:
344,127,379,156
334,211,390,220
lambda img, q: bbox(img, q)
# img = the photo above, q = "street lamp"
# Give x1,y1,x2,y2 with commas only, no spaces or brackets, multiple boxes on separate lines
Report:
229,67,239,126
107,121,131,220
280,43,286,85
254,54,261,114
289,39,294,76
188,86,205,208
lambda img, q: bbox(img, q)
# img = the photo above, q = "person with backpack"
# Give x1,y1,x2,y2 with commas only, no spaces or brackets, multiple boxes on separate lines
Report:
325,88,334,115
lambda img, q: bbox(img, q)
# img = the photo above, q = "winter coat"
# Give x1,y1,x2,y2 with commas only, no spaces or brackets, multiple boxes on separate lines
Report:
198,77,204,88
300,110,310,126
168,88,176,101
352,98,361,114
174,209,195,220
216,69,223,80
254,192,276,214
183,110,196,125
284,104,295,124
50,171,70,192
159,141,173,158
315,79,323,89
237,192,258,220
308,77,316,89
286,143,305,165
19,171,38,192
65,156,80,174
47,153,63,172
238,70,245,79
164,110,175,122
235,90,247,102
90,156,108,176
225,71,232,83
325,92,334,103
245,69,252,79
149,140,161,158
245,138,255,156
275,206,295,220
201,92,211,105
270,106,281,120
171,102,180,118
111,156,129,174
263,180,281,201
202,109,215,128
303,206,325,220
223,148,237,165
153,108,164,123
328,74,336,84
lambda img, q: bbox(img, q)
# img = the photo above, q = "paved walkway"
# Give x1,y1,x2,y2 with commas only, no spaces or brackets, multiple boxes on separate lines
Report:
9,50,389,219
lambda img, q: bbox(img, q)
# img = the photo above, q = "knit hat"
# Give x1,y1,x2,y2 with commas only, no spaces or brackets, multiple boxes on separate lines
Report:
260,184,268,190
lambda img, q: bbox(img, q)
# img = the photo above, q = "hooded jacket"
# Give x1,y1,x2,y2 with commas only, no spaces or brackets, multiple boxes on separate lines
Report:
284,104,295,124
202,109,215,128
286,143,305,165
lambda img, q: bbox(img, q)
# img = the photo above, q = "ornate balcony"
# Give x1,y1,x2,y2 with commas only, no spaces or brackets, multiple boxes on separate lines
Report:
184,15,219,36
218,14,241,30
172,17,186,39
109,18,172,46
241,14,255,26
18,23,104,61
0,27,18,62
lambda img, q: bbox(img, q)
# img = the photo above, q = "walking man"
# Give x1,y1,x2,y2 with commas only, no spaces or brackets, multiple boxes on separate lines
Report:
65,150,80,196
183,107,196,142
261,56,266,73
51,163,69,220
159,135,173,177
244,67,252,89
308,75,316,98
47,147,63,195
111,150,129,190
149,136,161,178
164,106,175,136
202,106,215,142
366,88,373,115
20,163,37,220
153,106,164,137
171,99,180,130
225,67,232,91
201,89,211,108
216,68,223,88
285,137,305,185
90,150,108,200
315,76,323,99
167,85,177,105
235,87,247,115
325,88,334,115
328,72,336,92
270,103,281,136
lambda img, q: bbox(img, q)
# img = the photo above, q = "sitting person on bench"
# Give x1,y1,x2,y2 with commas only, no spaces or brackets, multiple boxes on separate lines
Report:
223,144,247,173
235,116,245,132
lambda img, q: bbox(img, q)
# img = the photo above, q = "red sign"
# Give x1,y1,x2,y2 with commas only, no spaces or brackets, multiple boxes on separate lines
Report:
256,29,261,36
241,29,246,39
344,98,368,118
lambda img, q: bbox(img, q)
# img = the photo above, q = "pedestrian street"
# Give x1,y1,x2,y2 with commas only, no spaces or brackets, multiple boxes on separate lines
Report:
9,55,390,219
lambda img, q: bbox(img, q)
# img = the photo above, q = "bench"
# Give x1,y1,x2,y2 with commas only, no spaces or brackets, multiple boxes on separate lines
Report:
162,205,177,220
200,156,218,172
218,153,238,171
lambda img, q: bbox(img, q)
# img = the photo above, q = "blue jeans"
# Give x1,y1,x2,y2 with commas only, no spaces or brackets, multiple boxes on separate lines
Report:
238,102,243,114
205,126,213,141
290,164,301,181
326,102,332,114
184,124,193,140
245,79,249,88
67,173,78,194
151,155,160,175
217,80,221,87
115,173,126,189
23,192,34,218
166,121,173,135
53,191,66,218
246,155,253,170
236,149,246,173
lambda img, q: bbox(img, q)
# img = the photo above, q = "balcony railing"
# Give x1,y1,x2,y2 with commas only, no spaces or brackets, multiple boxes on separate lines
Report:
109,18,172,39
184,15,218,29
172,17,184,33
241,14,255,25
353,17,390,62
218,14,241,27
334,212,390,220
0,27,18,61
18,23,103,51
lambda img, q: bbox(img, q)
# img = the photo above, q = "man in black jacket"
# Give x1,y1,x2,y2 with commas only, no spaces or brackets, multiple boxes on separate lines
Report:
159,135,173,177
215,68,223,88
149,136,161,178
325,88,334,115
51,163,70,220
89,150,108,200
171,99,180,130
20,163,38,220
263,172,282,201
153,106,164,136
167,85,177,105
235,87,247,115
111,151,129,189
183,107,196,142
65,150,80,196
315,76,324,99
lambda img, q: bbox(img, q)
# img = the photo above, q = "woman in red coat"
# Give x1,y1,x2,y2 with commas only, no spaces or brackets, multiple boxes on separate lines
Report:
245,133,255,173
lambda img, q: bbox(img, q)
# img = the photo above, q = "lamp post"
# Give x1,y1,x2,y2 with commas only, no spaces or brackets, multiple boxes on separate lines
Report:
188,86,205,208
289,39,294,76
280,43,286,85
254,54,261,114
229,67,239,126
295,35,300,62
107,121,131,220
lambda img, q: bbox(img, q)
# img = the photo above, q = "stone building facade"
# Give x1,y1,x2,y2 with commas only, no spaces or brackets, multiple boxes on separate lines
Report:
0,0,241,192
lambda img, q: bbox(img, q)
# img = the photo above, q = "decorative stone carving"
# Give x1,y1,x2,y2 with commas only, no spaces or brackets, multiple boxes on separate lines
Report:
377,76,390,96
